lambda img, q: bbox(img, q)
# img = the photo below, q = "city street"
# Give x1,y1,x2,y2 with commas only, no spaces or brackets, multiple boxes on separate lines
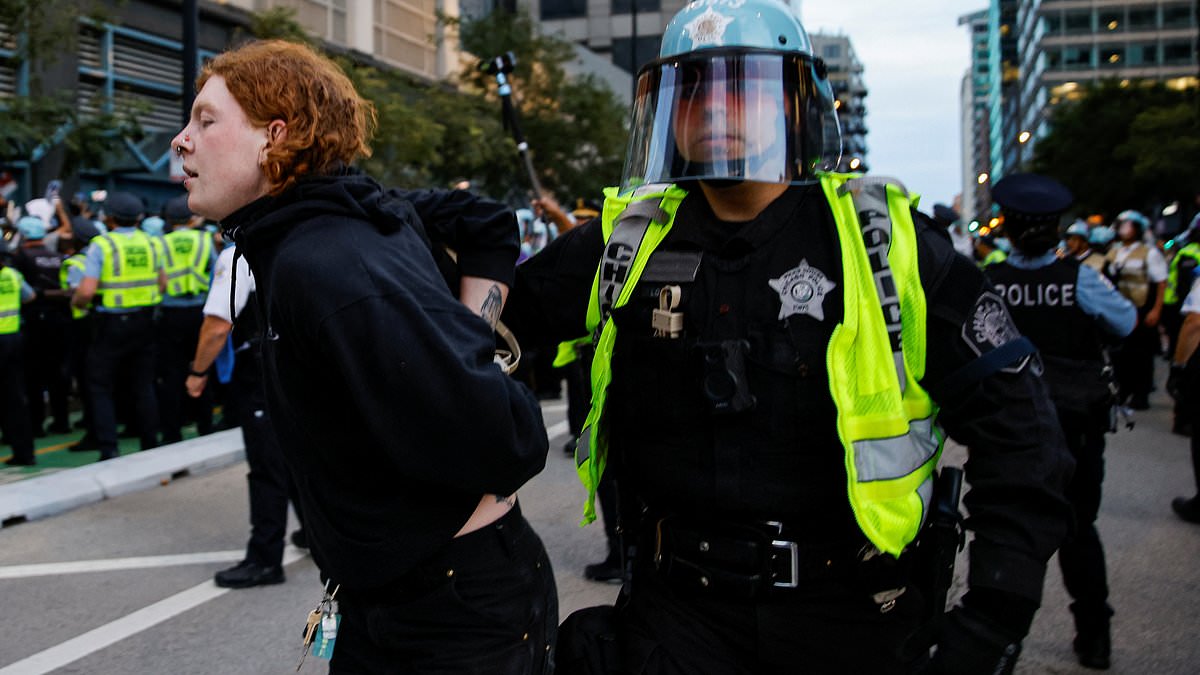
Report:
0,395,1197,674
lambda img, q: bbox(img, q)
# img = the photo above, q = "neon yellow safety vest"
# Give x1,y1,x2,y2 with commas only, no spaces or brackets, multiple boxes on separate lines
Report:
1165,242,1200,306
93,230,162,309
0,266,24,335
553,336,592,368
163,228,213,297
59,254,89,319
981,249,1007,268
576,173,943,557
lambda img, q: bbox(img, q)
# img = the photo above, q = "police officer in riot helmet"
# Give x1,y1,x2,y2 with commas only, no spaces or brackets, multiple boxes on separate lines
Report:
986,173,1135,670
505,1,1073,672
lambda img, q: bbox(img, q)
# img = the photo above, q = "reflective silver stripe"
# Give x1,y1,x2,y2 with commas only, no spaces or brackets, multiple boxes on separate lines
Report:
191,233,206,269
852,417,939,482
97,236,120,276
0,309,18,318
575,429,590,469
99,279,158,290
596,187,672,323
838,176,907,389
916,474,934,529
112,292,124,307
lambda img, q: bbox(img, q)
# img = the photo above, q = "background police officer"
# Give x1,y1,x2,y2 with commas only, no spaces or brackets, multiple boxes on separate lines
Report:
186,242,297,588
986,173,1135,671
506,2,1073,672
1105,210,1166,410
157,195,216,444
71,192,165,461
13,215,71,436
59,219,102,451
0,249,37,466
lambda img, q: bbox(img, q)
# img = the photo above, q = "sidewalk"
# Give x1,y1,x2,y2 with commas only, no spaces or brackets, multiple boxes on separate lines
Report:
0,429,245,527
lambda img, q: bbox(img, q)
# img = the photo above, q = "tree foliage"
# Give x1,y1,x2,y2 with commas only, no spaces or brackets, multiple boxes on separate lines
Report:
249,6,627,202
454,8,628,202
0,0,142,175
1032,80,1200,219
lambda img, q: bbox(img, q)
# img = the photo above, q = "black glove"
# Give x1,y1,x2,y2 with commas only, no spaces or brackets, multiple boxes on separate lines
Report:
924,604,1023,675
1167,364,1186,400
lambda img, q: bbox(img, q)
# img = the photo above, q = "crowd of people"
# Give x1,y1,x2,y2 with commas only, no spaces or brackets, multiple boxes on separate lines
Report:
2,0,1199,673
0,190,226,466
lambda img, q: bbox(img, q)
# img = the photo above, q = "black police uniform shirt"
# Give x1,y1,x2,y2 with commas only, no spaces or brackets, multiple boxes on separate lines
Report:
506,182,1074,604
14,242,65,310
225,169,549,590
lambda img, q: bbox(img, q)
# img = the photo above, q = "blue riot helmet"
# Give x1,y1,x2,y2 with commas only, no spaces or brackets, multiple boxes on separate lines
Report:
1065,220,1090,240
16,215,46,240
620,0,841,190
140,216,165,237
1089,225,1115,247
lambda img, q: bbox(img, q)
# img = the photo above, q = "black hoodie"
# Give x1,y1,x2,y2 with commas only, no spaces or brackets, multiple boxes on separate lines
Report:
225,171,548,589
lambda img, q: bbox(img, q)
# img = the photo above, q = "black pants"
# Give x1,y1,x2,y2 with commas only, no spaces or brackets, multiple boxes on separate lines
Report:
1055,407,1112,625
88,310,160,459
21,308,71,432
158,304,213,443
228,352,294,567
1115,308,1159,403
1183,368,1200,494
332,507,558,674
0,333,34,463
67,316,94,438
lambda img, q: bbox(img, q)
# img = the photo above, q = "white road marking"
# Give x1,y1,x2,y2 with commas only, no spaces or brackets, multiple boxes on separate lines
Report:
0,547,308,675
545,420,570,440
541,402,569,414
0,551,245,580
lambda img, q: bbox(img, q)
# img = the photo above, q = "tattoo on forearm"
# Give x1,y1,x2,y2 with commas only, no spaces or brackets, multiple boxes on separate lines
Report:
480,284,503,328
495,494,516,507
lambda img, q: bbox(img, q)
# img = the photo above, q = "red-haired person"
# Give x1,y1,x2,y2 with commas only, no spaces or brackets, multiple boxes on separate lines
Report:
171,40,555,673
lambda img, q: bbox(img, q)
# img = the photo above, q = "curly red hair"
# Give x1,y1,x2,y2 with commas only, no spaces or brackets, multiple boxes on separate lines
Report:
198,40,377,196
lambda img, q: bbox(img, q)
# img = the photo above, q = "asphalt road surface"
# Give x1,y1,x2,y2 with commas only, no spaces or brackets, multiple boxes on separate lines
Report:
0,394,1197,674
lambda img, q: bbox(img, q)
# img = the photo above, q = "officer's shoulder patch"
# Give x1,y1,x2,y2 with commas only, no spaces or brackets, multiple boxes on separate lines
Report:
963,291,1030,374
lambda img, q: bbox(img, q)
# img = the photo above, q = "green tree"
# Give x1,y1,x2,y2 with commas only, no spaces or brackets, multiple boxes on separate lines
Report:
1032,80,1200,219
0,0,143,177
453,8,629,202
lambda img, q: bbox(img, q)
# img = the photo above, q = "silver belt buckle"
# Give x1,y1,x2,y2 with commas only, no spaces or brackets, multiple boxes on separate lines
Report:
770,539,800,589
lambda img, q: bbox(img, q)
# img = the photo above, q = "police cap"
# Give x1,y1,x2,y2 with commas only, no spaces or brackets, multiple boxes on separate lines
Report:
70,217,101,246
16,215,46,240
991,173,1073,225
163,195,193,224
105,191,145,223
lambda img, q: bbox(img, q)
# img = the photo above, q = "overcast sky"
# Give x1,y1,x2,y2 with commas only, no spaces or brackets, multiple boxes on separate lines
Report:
801,2,979,209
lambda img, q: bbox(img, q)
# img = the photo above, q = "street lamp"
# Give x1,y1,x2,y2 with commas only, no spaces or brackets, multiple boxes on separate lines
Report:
977,172,989,185
848,157,861,170
1018,130,1031,144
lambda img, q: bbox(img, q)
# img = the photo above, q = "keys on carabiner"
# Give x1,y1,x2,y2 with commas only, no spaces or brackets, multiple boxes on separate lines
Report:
296,581,341,670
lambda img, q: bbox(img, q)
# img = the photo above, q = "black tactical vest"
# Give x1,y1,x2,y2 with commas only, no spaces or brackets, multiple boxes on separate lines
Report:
988,257,1102,362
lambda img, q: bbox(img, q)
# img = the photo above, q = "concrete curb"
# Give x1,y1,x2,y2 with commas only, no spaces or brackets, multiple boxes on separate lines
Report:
0,429,246,527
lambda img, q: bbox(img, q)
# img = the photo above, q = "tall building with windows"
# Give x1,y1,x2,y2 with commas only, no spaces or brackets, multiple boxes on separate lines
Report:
810,33,868,173
959,8,992,224
0,0,465,208
534,0,686,77
222,0,461,81
1015,0,1198,162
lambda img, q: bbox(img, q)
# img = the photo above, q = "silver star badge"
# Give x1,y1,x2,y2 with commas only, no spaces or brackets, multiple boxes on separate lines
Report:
683,8,734,47
769,259,836,321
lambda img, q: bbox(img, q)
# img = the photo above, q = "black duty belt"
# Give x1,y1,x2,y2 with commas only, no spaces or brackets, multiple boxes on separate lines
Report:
649,516,872,600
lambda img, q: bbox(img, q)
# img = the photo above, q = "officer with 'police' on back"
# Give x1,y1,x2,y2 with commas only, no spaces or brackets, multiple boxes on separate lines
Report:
985,173,1134,670
504,1,1074,672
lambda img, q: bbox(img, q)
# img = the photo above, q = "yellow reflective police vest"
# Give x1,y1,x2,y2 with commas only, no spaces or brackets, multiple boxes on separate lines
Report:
553,336,592,368
0,266,24,335
1165,242,1200,306
163,228,213,297
59,254,88,319
981,249,1007,268
576,173,942,557
93,230,162,309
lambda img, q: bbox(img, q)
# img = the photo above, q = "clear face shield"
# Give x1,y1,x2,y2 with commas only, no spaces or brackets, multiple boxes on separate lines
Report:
620,51,842,191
